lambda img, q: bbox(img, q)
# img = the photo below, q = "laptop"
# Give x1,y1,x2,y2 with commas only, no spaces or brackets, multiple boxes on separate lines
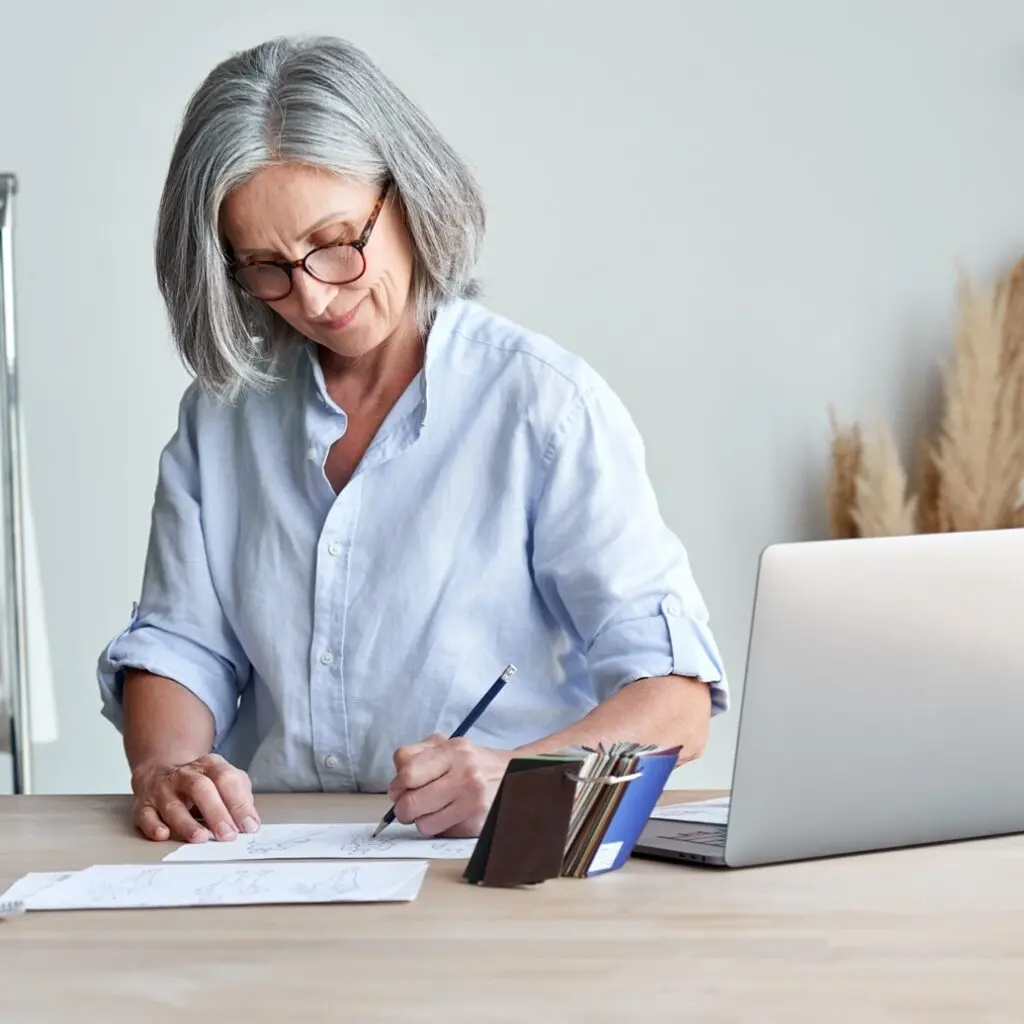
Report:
632,528,1024,868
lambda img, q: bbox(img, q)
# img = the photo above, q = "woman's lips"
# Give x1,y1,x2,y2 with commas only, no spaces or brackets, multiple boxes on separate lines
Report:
317,298,362,331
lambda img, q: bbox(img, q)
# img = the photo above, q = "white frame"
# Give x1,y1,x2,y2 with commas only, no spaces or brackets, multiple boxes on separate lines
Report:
0,172,33,794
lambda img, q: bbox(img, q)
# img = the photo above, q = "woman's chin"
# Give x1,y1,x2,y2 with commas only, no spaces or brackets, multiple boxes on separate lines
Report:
314,326,384,362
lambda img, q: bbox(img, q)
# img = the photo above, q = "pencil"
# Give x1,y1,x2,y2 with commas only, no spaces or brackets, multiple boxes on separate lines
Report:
371,663,517,838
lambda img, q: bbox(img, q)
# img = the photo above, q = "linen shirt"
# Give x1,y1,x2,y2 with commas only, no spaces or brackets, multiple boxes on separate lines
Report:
97,298,729,792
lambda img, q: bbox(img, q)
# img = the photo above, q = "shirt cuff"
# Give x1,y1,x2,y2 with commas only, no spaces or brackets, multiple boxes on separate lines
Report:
96,612,241,749
587,595,730,714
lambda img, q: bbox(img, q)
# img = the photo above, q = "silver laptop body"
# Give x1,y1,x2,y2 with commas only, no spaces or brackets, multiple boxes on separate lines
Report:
633,529,1024,868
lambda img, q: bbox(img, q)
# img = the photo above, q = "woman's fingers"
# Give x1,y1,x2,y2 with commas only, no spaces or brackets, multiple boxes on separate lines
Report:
153,792,213,843
133,801,171,841
207,761,260,833
183,771,240,840
411,796,465,837
132,755,260,843
390,744,452,797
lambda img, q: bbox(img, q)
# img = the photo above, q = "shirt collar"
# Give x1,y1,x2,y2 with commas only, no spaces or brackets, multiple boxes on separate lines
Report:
419,297,464,419
301,297,464,420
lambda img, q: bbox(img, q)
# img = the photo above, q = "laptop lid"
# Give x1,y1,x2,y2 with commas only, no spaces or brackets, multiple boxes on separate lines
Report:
721,529,1024,868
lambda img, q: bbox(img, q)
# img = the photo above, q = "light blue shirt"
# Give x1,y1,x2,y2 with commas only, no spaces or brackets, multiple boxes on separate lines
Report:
97,298,729,792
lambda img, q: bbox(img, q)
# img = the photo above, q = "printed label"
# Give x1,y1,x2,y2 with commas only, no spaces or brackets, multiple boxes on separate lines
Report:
588,841,623,874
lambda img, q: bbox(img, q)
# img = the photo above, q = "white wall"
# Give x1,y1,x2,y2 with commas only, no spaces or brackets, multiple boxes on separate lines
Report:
2,0,1024,795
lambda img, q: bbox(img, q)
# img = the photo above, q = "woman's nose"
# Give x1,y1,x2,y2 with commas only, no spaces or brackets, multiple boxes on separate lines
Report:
289,270,337,319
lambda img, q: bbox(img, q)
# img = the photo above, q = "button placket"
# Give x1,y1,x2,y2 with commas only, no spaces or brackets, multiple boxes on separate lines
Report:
310,475,363,790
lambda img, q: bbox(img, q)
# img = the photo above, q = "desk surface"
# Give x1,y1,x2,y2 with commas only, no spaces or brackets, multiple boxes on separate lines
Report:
2,790,1023,1021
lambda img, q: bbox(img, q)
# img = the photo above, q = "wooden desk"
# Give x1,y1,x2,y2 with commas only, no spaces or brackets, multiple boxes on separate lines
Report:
2,790,1023,1021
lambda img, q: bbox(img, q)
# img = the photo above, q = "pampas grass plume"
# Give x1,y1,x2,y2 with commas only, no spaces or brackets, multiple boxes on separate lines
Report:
826,257,1024,538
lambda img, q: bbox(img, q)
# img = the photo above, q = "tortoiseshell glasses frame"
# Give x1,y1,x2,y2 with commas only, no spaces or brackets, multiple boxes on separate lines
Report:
229,179,392,301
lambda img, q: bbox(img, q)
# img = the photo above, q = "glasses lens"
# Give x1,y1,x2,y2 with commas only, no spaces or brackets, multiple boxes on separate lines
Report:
235,264,291,300
306,244,365,284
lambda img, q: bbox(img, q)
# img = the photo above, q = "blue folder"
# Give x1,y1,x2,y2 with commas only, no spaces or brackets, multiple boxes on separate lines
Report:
582,746,680,876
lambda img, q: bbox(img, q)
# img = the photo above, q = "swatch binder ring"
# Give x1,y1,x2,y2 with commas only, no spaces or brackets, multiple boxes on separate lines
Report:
565,770,643,785
0,899,24,920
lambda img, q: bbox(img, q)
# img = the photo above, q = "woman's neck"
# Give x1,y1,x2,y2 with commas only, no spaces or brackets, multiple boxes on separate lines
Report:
318,315,424,413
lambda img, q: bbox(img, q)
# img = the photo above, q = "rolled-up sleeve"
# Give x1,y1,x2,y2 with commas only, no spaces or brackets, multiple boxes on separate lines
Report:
96,384,249,748
531,377,729,714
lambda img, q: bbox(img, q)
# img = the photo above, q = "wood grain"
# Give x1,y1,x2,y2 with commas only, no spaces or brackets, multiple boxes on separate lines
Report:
1,790,1023,1022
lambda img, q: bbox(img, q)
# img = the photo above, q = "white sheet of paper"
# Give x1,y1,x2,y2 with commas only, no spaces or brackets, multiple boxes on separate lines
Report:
161,822,477,863
0,871,76,905
19,860,428,910
650,796,730,825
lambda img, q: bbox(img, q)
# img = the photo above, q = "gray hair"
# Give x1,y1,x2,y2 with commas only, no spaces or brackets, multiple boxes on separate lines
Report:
154,35,486,400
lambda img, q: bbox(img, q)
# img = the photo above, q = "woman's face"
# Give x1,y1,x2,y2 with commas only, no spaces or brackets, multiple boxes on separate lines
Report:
221,162,416,360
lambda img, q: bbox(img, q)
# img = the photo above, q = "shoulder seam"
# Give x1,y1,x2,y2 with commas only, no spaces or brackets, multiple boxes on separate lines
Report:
541,386,588,468
450,325,600,395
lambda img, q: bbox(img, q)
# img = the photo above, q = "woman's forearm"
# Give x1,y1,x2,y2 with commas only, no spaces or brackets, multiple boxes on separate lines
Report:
516,675,712,763
121,670,216,779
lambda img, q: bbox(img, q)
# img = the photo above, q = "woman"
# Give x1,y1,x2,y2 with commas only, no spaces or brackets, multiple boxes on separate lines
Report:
97,34,729,845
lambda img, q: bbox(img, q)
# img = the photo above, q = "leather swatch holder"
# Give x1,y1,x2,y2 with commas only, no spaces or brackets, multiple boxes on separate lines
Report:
463,745,679,888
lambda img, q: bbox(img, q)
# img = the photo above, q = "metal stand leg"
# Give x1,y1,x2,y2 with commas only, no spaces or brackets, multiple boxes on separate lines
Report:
0,173,33,795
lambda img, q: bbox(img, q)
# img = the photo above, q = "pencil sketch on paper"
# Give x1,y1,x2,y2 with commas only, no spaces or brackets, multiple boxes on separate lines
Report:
287,868,364,900
244,826,336,856
334,829,472,858
193,868,277,904
0,871,76,906
191,866,362,903
64,867,165,908
650,797,730,826
23,861,429,910
162,822,477,863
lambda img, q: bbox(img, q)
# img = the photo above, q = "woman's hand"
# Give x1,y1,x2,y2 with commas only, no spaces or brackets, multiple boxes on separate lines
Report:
130,753,261,843
388,735,513,838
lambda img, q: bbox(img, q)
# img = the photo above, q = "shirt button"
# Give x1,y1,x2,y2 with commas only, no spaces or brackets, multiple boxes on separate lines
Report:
307,446,319,462
324,754,339,769
664,597,682,616
328,541,342,556
319,650,334,665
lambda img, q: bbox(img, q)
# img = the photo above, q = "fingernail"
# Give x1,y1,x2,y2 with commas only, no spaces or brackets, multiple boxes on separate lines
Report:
190,828,212,843
215,822,237,840
241,816,259,833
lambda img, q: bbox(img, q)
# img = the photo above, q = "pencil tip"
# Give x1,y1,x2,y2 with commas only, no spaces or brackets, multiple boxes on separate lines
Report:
371,822,384,838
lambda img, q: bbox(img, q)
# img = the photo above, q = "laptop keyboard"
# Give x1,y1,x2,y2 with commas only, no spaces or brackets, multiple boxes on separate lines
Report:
675,827,726,847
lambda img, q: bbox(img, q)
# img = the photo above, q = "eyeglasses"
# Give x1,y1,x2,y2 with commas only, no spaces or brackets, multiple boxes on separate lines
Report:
229,180,391,301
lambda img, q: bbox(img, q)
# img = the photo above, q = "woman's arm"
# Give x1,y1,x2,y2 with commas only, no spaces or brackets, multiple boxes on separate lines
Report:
388,675,711,837
122,669,216,774
516,674,711,763
387,373,727,837
122,669,259,843
98,384,256,842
